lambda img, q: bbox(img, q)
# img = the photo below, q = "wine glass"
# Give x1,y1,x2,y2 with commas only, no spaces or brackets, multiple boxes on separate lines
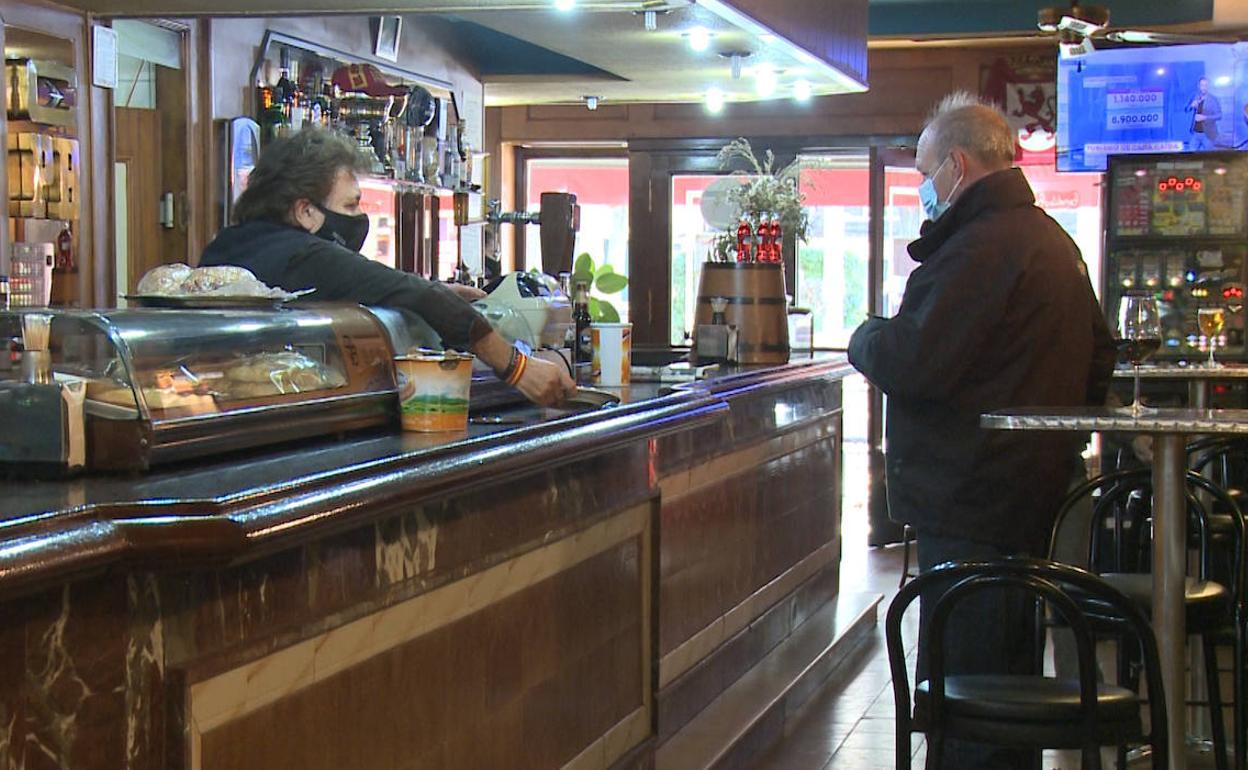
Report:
1198,306,1226,368
1118,293,1161,417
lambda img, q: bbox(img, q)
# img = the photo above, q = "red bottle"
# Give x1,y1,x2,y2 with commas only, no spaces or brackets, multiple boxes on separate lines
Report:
736,219,752,263
757,218,773,263
768,218,783,263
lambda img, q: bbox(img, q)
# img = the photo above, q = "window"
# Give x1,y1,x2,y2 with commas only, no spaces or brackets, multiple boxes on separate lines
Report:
795,154,871,348
669,174,724,345
525,157,629,320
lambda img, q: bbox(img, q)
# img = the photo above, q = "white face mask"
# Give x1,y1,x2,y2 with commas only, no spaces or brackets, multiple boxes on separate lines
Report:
917,155,963,222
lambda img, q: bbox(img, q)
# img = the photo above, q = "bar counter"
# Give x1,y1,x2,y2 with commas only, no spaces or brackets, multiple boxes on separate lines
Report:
0,356,853,770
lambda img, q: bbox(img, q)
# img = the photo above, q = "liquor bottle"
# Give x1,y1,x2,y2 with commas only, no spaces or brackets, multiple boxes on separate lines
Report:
572,280,593,379
736,219,752,263
275,48,295,133
258,85,285,144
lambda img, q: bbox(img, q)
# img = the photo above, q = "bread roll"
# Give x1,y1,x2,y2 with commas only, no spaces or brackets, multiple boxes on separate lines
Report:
136,264,194,296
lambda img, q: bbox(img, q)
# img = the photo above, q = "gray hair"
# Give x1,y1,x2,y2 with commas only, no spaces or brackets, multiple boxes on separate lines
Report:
922,91,1015,168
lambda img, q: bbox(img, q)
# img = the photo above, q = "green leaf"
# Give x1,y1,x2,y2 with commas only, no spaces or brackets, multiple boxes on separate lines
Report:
597,263,614,276
595,301,621,323
595,272,629,294
574,252,595,276
588,297,602,320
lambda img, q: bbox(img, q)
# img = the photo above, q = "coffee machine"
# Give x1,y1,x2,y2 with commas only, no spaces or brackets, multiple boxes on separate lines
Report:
467,192,580,348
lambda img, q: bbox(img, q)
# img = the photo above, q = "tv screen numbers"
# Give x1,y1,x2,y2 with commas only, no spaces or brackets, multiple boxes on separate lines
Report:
1108,89,1164,108
1108,112,1164,128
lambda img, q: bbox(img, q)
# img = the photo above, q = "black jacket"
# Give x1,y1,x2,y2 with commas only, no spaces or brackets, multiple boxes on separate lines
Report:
848,168,1116,552
200,221,487,351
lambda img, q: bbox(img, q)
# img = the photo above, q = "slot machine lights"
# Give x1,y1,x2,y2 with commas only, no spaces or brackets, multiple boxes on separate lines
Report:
1223,286,1244,300
1157,175,1203,193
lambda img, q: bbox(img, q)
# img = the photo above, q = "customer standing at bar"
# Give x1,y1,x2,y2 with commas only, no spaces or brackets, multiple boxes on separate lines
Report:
848,92,1116,770
200,129,575,407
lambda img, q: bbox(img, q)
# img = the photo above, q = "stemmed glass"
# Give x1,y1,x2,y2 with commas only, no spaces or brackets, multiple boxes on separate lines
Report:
1118,293,1161,417
1198,307,1226,368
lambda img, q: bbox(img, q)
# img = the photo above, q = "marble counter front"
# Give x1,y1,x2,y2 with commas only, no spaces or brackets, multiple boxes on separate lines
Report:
0,357,853,770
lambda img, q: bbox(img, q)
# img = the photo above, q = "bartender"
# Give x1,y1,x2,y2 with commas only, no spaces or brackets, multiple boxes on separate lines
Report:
200,129,575,407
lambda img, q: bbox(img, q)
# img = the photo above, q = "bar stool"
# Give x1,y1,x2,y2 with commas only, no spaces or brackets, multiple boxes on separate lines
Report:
885,557,1168,770
1050,468,1245,770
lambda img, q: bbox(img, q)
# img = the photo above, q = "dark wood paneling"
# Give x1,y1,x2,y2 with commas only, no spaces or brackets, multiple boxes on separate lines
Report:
115,108,164,294
718,0,868,85
656,562,840,741
199,542,644,770
156,60,190,266
658,438,840,655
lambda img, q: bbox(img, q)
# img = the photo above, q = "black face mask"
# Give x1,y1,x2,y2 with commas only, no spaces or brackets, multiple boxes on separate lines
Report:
313,203,370,253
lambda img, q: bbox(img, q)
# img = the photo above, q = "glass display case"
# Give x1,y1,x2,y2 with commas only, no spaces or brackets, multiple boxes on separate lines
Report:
0,306,398,470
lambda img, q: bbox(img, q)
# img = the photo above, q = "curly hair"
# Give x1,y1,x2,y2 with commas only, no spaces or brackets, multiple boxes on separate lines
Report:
232,129,371,224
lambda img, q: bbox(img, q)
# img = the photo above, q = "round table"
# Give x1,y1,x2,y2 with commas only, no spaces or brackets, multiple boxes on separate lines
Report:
1113,363,1248,408
982,406,1248,770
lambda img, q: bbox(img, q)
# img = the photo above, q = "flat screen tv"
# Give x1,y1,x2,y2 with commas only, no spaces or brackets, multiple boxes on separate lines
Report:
1057,42,1248,172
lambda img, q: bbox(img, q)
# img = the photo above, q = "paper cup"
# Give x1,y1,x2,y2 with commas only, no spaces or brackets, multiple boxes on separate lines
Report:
591,323,632,386
394,351,473,432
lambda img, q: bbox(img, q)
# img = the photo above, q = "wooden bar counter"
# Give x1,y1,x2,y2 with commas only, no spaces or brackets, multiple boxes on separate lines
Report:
0,357,854,770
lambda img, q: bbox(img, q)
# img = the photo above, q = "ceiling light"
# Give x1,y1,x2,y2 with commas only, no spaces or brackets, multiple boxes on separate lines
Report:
793,79,812,103
1215,75,1232,86
755,66,777,98
1155,67,1166,76
706,87,726,114
584,95,600,111
553,0,575,11
687,27,712,52
644,10,658,31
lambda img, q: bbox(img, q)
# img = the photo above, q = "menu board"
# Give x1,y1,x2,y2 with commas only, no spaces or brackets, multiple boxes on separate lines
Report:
1111,156,1248,239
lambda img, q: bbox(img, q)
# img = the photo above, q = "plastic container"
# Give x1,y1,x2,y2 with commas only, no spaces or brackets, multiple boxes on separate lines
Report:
591,323,632,386
394,351,473,432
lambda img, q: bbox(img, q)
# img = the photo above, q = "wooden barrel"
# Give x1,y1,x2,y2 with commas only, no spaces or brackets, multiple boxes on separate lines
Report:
693,262,790,364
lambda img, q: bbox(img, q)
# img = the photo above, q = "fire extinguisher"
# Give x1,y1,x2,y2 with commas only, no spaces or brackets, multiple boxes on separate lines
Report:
55,226,75,271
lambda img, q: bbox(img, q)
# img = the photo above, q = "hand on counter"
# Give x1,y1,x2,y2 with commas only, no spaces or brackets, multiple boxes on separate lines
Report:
514,355,577,407
473,329,576,407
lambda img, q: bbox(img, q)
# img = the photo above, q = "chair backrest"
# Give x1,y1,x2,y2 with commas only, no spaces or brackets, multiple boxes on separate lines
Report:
1050,468,1242,586
884,557,1169,766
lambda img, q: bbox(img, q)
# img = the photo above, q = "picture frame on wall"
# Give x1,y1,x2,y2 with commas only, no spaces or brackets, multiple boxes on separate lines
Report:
374,16,402,62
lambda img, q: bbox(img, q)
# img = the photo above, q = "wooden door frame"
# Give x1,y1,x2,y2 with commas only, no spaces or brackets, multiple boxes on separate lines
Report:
511,145,628,272
866,143,917,544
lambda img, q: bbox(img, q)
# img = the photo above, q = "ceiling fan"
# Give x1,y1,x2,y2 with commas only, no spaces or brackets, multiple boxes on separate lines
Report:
1037,2,1235,55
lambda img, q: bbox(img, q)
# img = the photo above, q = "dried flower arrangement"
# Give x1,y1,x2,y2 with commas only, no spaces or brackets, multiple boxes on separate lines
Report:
710,138,809,262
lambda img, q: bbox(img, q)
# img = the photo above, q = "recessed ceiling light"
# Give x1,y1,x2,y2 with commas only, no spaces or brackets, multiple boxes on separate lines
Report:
794,80,812,103
687,27,713,52
706,87,726,114
755,66,777,98
554,0,575,11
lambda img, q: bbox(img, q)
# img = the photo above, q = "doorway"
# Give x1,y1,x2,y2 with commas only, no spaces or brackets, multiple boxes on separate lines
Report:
111,20,191,296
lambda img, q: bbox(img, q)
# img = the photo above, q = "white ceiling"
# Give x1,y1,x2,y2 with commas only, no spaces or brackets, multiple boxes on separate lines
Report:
460,4,862,107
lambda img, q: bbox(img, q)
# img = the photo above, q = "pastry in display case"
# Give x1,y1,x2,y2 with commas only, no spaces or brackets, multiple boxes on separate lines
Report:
0,306,397,471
